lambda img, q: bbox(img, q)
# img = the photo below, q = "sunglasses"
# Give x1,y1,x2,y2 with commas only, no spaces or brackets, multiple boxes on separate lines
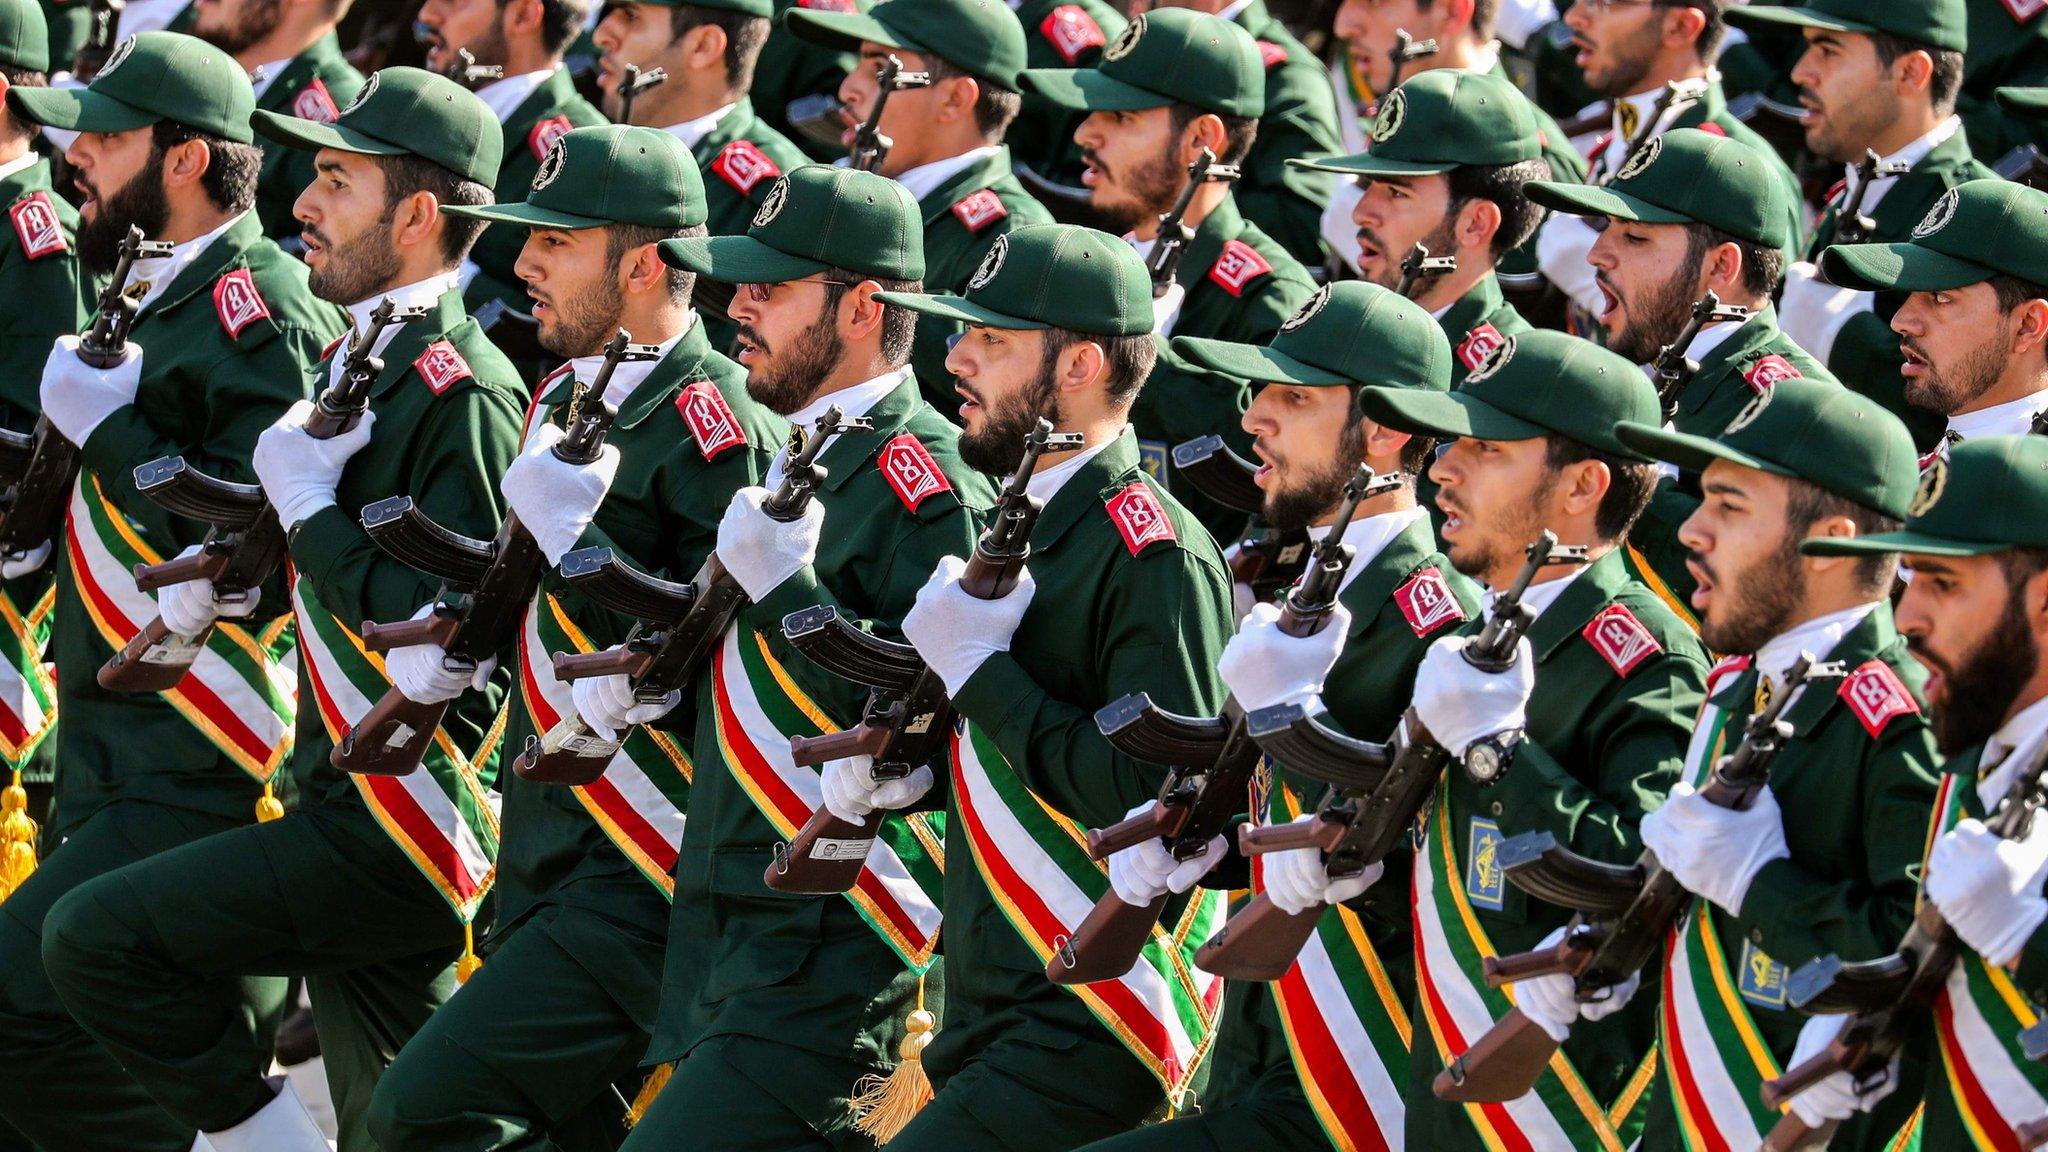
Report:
739,275,859,302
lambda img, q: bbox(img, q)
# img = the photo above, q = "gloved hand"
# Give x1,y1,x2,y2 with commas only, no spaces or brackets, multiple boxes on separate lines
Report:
1777,261,1874,367
381,605,495,704
715,485,824,601
1217,599,1352,713
900,555,1036,697
1152,280,1187,336
1535,213,1605,316
1783,1014,1897,1129
1410,634,1535,756
40,334,142,445
1261,815,1384,915
1640,781,1789,917
570,668,679,743
252,400,376,531
1106,803,1225,905
155,545,261,637
501,422,621,565
1512,925,1641,1042
819,754,935,824
1926,814,2048,966
0,540,51,579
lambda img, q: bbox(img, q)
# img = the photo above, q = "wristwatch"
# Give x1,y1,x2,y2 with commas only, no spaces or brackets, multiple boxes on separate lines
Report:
1462,729,1522,786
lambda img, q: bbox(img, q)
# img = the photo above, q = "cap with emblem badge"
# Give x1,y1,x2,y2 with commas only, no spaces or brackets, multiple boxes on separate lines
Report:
1287,69,1542,178
9,31,254,142
1018,7,1263,119
1820,180,2048,293
875,223,1150,335
250,66,502,185
444,125,704,230
0,0,48,73
786,0,1027,88
1802,436,2048,557
621,0,774,17
660,162,924,283
1172,280,1451,391
1526,127,1791,250
1726,0,1967,56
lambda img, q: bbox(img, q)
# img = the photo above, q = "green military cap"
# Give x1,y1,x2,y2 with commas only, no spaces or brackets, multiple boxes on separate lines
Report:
8,31,253,143
876,223,1149,336
1616,377,1919,519
785,0,1027,89
1357,329,1657,459
252,66,502,186
444,126,705,230
0,0,49,73
1997,86,2048,119
661,162,924,283
617,0,773,19
1821,180,2048,292
1287,70,1541,178
1803,436,2048,557
1727,0,1967,56
1018,8,1263,120
1527,127,1791,250
1172,281,1451,391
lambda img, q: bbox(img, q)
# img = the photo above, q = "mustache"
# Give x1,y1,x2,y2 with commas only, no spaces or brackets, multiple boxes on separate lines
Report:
736,324,770,355
1080,149,1107,178
1906,638,1950,677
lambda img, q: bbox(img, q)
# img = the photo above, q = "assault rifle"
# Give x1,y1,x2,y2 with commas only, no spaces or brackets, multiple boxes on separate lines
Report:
1434,655,1841,1104
849,55,932,172
1756,740,2048,1151
98,298,429,692
1385,29,1439,96
1598,78,1707,187
333,331,660,776
1047,465,1398,985
442,47,503,85
1170,435,1311,606
1148,148,1242,296
1396,242,1457,301
73,0,125,79
1996,143,2048,194
618,63,668,125
514,407,871,784
1650,291,1753,422
762,418,1082,894
1830,150,1911,247
1192,533,1590,981
0,226,172,562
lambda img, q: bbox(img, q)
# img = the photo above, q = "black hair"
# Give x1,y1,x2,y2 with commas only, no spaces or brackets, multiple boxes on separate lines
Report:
607,221,701,305
922,55,1022,142
1543,435,1660,542
1040,326,1159,405
497,0,590,56
1682,218,1785,301
1869,30,1965,115
377,152,492,264
668,5,772,94
828,265,921,363
1167,102,1259,167
151,120,262,214
1446,155,1554,262
1784,479,1902,594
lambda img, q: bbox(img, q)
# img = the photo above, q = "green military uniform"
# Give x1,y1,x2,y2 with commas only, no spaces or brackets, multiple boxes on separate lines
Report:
753,0,870,163
1007,0,1123,219
686,96,810,354
247,32,365,243
1958,0,2048,163
1224,0,1341,262
1359,331,1711,1152
621,165,996,1152
37,69,523,1152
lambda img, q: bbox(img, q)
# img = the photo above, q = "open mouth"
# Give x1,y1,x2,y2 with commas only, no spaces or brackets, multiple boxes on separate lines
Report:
1900,342,1929,378
956,385,982,420
1685,557,1714,610
1573,35,1594,68
1596,278,1623,325
1251,443,1276,488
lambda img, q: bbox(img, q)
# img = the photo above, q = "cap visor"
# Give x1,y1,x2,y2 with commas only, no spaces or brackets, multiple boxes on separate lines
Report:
658,234,828,283
1724,6,1878,36
1820,242,1994,293
442,201,608,230
1288,152,1457,177
783,8,907,53
9,86,154,134
252,109,410,157
1525,180,1690,226
1614,421,1788,479
874,290,1050,330
1799,530,1996,558
1171,335,1349,386
1998,87,2048,115
1356,387,1547,442
1018,68,1168,112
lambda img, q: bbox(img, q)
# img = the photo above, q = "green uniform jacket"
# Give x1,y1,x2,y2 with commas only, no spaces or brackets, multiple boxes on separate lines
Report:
464,69,608,326
1439,275,1530,389
691,98,811,356
908,147,1054,405
1958,0,2048,165
284,287,526,806
649,376,996,1075
493,321,786,934
1229,0,1343,262
925,429,1233,1102
1639,609,1940,1152
1496,55,1593,290
1008,0,1125,208
754,0,868,164
250,34,366,243
1407,547,1708,1151
51,213,342,833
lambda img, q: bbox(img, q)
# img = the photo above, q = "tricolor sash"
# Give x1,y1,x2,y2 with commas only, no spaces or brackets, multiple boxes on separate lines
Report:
0,582,55,767
67,472,294,785
709,625,943,970
950,719,1225,1100
519,594,691,896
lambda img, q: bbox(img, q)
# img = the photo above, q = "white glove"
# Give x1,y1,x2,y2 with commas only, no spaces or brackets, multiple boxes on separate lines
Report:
252,400,376,531
1639,781,1790,917
900,554,1037,697
40,334,143,445
570,667,679,743
1926,815,2048,966
1783,1014,1898,1128
1492,0,1560,50
379,604,496,704
1106,803,1226,905
1217,599,1352,713
819,754,936,824
1152,280,1187,336
1410,634,1536,757
501,423,621,566
1535,213,1605,317
154,545,260,637
1512,926,1641,1043
1777,261,1873,367
1261,814,1384,914
1319,182,1364,275
715,485,823,601
0,540,50,578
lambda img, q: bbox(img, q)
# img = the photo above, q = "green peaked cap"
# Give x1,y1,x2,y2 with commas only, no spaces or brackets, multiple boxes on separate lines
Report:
1803,436,2048,557
1289,69,1543,178
659,162,925,282
445,125,705,230
1173,280,1451,391
10,31,254,142
1018,8,1263,118
252,66,503,185
877,223,1151,336
1527,127,1791,249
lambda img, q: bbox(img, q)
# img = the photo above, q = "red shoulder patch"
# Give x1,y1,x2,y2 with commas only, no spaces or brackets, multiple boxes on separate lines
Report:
1696,122,1727,138
212,268,271,339
677,380,747,461
321,333,346,361
796,0,859,11
1257,39,1288,68
528,115,573,162
2002,0,2047,22
951,189,1008,233
414,340,473,395
293,77,339,123
1706,654,1753,697
1742,354,1802,393
1584,131,1613,165
711,139,780,195
1582,603,1662,676
1106,482,1176,556
9,192,67,260
1040,5,1107,64
878,433,953,512
1393,566,1466,638
1840,659,1920,738
1456,323,1506,373
1208,240,1272,297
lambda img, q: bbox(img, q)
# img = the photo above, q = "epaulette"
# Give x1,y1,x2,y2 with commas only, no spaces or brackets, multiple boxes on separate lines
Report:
711,140,780,195
1039,5,1106,64
528,115,572,162
1256,39,1287,68
951,189,1008,233
1208,240,1272,297
213,268,271,340
414,340,473,395
1582,602,1662,676
1706,653,1753,696
1742,353,1802,393
1696,122,1727,138
9,192,67,260
677,380,748,460
293,77,339,123
1393,566,1465,637
795,0,859,10
1106,482,1175,556
878,433,953,512
2001,0,2045,23
1456,323,1505,373
1840,659,1920,738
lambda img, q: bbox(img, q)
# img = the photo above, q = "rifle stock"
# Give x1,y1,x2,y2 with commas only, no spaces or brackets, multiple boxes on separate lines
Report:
1434,1010,1563,1104
1188,891,1321,981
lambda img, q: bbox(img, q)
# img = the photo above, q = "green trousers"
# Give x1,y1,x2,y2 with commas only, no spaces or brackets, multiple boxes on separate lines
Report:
619,1033,878,1152
883,1026,1166,1152
41,799,464,1151
0,797,263,1152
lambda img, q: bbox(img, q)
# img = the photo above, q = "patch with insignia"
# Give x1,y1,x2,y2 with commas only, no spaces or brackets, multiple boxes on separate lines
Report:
1456,323,1505,372
1741,354,1801,393
1370,89,1405,144
1615,135,1662,182
1256,39,1287,68
1912,452,1949,513
1707,653,1754,696
879,434,953,512
293,77,339,123
951,189,1008,233
1466,817,1506,911
9,192,67,260
1104,14,1143,60
1208,240,1271,296
1107,482,1176,555
1725,387,1773,434
968,234,1008,290
342,71,379,116
2002,0,2046,22
532,141,567,191
98,35,136,79
1282,284,1329,331
528,115,573,162
1394,566,1466,637
414,341,473,395
797,0,859,11
1839,659,1919,738
677,380,747,460
712,140,780,194
1040,5,1106,64
1736,938,1790,1008
1137,438,1169,484
754,177,791,227
1465,335,1514,384
1583,603,1661,676
1916,188,1960,238
212,269,270,339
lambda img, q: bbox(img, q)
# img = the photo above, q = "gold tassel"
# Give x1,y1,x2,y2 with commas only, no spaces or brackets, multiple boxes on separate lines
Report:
849,979,936,1144
0,768,37,903
622,1062,673,1128
255,780,284,823
455,920,482,984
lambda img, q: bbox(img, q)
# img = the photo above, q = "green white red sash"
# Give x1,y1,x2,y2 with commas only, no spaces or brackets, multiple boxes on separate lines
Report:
949,719,1225,1100
66,472,294,784
519,594,691,897
709,624,943,969
292,575,498,922
0,582,55,767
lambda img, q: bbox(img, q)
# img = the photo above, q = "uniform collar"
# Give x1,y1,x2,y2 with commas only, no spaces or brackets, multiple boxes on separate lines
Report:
134,211,251,316
477,67,561,123
248,56,297,100
1175,193,1248,287
897,144,1004,204
1025,435,1116,503
1665,310,1747,373
1438,274,1507,338
1327,505,1431,595
1030,427,1146,549
1980,692,2048,810
1217,0,1255,23
662,102,738,151
1521,545,1634,660
1844,115,1961,215
788,366,911,432
1485,556,1591,625
568,321,689,409
1947,390,2048,442
0,150,38,187
1755,602,1880,694
330,270,464,386
1600,73,1720,173
539,312,723,428
1673,306,1783,417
